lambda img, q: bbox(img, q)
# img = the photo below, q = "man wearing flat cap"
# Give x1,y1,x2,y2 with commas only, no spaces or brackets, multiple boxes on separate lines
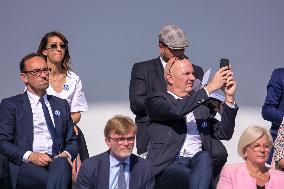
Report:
129,25,204,156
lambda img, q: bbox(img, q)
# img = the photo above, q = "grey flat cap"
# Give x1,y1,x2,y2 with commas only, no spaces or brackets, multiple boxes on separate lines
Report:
159,25,188,49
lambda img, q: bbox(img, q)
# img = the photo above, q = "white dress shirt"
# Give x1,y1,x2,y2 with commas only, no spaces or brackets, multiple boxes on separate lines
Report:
23,91,55,162
46,71,88,113
167,91,203,158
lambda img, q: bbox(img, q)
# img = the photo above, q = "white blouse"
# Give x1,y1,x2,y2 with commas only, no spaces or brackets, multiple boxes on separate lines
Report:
46,71,88,113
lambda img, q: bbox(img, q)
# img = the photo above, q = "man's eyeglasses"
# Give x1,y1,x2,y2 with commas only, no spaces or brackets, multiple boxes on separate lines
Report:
109,137,135,144
47,43,67,50
22,68,50,77
247,143,271,152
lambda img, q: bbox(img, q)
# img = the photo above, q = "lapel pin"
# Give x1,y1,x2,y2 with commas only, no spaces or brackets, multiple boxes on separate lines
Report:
54,110,61,116
201,122,207,128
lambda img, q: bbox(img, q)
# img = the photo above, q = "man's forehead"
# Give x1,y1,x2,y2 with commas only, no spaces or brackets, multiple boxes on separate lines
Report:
173,59,192,70
26,56,47,67
111,131,135,137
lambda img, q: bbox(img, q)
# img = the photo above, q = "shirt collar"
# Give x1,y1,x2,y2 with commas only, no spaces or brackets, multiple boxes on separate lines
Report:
27,90,48,105
109,153,130,168
167,91,183,100
160,56,167,69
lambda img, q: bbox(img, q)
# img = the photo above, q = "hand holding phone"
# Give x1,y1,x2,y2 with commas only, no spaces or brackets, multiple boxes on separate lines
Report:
220,58,229,69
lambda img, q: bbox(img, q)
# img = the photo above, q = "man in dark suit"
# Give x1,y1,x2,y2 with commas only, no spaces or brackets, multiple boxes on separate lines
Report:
74,115,154,189
145,56,238,189
129,25,204,155
0,53,78,189
262,68,284,164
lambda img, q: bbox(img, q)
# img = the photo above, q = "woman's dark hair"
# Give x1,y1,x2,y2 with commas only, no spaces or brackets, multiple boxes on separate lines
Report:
37,31,71,71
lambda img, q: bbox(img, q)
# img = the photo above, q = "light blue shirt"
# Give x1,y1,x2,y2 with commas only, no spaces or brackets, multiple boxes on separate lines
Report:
109,154,130,189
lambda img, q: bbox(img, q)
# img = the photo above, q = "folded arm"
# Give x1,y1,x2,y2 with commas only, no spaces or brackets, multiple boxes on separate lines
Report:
145,89,209,122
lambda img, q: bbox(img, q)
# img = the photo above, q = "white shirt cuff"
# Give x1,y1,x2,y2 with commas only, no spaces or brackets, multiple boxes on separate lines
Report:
23,151,32,162
63,151,72,161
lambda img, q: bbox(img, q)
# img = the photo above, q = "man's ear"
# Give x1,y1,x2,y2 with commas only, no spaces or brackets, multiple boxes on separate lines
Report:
105,138,111,148
167,73,174,85
159,43,165,54
20,73,27,83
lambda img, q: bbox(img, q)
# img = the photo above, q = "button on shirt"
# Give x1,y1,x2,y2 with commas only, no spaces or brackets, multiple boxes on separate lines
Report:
109,154,130,189
23,91,55,161
167,91,202,158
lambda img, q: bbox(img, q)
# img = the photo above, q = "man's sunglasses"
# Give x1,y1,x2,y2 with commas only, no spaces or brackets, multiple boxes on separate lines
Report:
47,43,67,50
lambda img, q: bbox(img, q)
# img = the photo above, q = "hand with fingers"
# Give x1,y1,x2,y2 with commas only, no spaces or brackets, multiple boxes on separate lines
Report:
28,152,52,167
205,67,231,94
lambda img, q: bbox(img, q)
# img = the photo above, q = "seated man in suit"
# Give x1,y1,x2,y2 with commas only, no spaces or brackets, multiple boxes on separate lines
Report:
129,24,204,156
0,53,78,189
74,115,154,189
145,55,238,189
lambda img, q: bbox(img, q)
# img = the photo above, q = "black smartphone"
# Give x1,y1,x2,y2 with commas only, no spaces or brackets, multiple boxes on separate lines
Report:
220,58,229,69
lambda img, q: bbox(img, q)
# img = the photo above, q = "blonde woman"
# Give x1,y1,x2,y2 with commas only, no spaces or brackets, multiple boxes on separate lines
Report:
217,126,284,189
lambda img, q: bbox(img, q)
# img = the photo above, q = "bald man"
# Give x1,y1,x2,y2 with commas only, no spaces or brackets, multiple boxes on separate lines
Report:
145,55,238,189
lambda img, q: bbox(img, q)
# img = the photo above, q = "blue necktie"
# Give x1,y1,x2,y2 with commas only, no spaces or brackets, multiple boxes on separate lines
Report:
39,97,60,156
117,162,127,189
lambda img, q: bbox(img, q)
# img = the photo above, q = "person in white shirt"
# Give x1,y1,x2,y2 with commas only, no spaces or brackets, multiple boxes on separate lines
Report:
145,55,238,189
37,31,89,182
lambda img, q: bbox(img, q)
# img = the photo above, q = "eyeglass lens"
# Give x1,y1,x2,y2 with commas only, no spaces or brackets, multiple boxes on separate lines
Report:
49,44,67,50
23,68,50,77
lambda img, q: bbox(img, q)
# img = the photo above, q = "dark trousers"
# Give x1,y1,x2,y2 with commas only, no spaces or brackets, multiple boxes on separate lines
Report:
76,126,89,161
135,122,150,155
155,151,212,189
16,157,71,189
0,154,12,189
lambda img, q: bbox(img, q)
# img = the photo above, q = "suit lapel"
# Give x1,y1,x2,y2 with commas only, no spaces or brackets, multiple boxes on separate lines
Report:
193,107,212,152
20,92,34,148
98,152,110,188
129,154,138,188
47,95,61,136
153,58,167,90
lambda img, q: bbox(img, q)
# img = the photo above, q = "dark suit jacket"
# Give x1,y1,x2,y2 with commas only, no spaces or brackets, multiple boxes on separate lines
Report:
0,92,78,188
145,90,238,176
262,68,284,131
74,151,154,189
129,57,204,154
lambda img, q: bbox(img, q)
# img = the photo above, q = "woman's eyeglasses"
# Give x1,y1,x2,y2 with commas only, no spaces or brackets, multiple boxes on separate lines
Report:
47,43,67,50
248,143,271,152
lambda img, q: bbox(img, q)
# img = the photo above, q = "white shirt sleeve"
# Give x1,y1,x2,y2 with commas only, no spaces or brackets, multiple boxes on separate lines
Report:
23,151,33,162
70,75,88,112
